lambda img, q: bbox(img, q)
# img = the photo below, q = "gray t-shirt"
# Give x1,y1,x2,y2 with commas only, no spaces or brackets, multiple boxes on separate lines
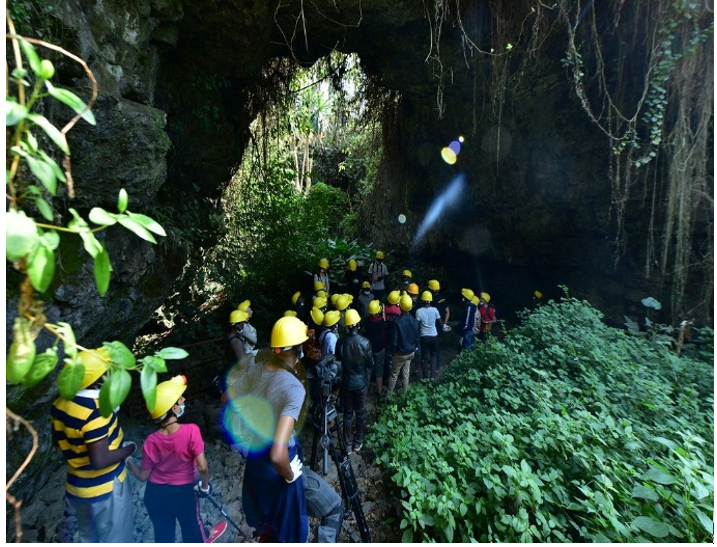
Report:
231,360,305,450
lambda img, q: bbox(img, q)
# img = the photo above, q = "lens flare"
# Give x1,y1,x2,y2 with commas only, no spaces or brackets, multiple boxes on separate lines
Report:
221,393,276,456
441,147,457,164
458,135,465,143
413,173,466,246
448,140,461,155
398,214,406,224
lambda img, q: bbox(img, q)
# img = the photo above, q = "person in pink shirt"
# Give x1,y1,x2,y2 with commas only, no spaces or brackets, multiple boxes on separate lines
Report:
126,375,210,542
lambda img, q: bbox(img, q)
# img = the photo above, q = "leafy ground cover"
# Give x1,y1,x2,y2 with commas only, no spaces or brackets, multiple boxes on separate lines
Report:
369,294,714,542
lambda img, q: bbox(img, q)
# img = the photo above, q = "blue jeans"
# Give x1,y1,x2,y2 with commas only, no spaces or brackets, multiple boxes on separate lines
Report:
462,330,476,349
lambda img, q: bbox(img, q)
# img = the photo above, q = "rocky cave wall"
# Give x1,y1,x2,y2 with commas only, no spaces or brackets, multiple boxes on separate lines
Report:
6,0,712,519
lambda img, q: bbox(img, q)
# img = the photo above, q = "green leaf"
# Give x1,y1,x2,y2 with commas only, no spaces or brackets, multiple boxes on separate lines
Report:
641,466,677,485
104,341,136,369
26,113,69,154
36,198,54,221
38,150,66,184
7,318,37,384
118,216,157,244
117,188,129,214
401,528,413,543
44,81,96,125
23,349,59,387
6,99,28,126
79,231,103,258
6,209,40,260
99,369,132,417
695,511,713,534
94,246,112,296
57,322,77,358
26,155,57,194
444,523,454,542
630,516,670,538
57,362,85,400
127,211,167,236
41,230,60,250
141,366,157,412
89,207,118,227
154,347,189,360
143,355,167,373
19,38,41,75
631,484,659,501
27,240,55,293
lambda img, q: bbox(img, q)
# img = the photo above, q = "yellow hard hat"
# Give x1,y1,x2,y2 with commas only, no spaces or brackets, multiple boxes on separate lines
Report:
313,281,325,292
310,306,324,326
229,309,248,324
534,290,543,300
292,291,302,305
315,290,327,299
375,250,384,259
421,291,433,302
387,290,401,305
407,283,419,296
344,309,361,327
402,269,412,278
314,296,328,309
335,294,350,311
74,347,111,389
368,300,382,315
348,259,357,271
318,258,330,270
237,300,251,312
270,316,309,349
399,294,413,312
346,294,354,305
323,310,341,328
428,279,440,291
150,375,187,421
361,281,371,289
284,310,298,317
330,294,340,307
480,292,491,303
461,288,475,300
471,295,480,306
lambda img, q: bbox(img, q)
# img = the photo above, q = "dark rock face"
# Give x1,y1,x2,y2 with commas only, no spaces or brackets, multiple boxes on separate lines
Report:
6,0,711,529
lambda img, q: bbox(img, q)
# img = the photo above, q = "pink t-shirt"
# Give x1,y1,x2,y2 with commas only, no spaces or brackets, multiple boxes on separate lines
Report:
141,423,205,485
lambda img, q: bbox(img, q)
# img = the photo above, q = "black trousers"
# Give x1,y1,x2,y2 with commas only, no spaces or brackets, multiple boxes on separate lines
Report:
144,481,205,543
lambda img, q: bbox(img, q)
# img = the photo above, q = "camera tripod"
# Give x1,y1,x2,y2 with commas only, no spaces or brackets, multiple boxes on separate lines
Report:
310,392,371,543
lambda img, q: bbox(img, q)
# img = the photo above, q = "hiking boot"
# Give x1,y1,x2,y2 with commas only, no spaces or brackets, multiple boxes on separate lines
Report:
353,442,363,454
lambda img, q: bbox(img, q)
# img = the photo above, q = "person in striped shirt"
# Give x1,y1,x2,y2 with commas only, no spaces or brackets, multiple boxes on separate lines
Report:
51,347,137,542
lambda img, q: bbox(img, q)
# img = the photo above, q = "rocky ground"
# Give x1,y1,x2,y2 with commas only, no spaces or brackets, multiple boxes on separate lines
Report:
16,331,462,543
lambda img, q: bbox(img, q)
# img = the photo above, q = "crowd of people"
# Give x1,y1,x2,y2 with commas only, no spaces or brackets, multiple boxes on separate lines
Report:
49,251,498,543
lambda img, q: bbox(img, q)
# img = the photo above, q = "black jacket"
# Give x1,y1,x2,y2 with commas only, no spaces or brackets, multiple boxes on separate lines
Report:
336,330,374,391
392,313,420,354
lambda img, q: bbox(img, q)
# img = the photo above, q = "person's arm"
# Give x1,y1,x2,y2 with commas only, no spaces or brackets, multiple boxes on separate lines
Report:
269,415,296,481
126,456,151,482
196,452,209,488
241,324,257,346
444,305,451,324
87,437,136,470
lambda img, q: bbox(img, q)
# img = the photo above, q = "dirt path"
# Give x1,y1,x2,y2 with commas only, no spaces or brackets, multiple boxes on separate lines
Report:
21,331,462,543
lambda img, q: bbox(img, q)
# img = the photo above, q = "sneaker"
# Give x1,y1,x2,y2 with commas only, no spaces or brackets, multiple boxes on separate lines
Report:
353,442,363,454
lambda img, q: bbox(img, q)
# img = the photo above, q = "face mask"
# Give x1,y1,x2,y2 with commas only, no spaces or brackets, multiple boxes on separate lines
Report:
175,404,185,418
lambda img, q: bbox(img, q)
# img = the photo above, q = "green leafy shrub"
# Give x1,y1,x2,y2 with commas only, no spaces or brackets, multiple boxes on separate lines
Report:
369,293,713,542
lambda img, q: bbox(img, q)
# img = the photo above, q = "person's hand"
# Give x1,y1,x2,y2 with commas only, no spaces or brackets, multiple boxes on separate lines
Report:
286,455,303,483
122,441,137,457
442,324,452,332
194,480,212,497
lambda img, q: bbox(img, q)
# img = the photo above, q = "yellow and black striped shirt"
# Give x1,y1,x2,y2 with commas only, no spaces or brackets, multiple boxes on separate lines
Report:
50,394,127,502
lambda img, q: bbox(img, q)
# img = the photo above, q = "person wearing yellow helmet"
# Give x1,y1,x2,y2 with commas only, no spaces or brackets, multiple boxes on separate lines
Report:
314,259,331,296
477,292,497,341
336,309,374,454
356,281,374,322
238,300,259,356
368,250,388,301
226,309,250,365
416,291,443,380
50,348,137,542
459,288,478,350
223,316,311,542
342,258,363,299
125,375,211,542
428,280,450,370
400,269,413,292
365,300,388,396
388,296,420,394
319,310,341,357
